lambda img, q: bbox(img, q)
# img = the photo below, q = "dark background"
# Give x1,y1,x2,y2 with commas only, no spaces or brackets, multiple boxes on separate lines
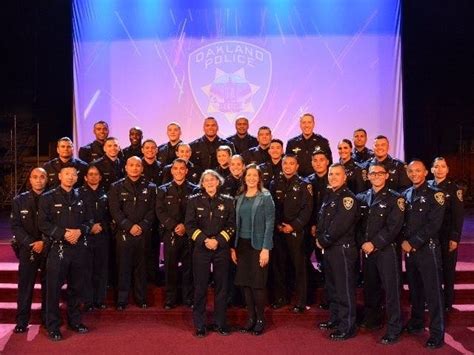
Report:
0,0,473,191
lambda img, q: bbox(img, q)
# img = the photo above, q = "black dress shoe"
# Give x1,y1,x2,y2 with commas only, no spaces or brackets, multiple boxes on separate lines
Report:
240,318,256,333
48,330,63,341
116,303,127,311
184,300,194,309
404,321,424,334
139,303,148,309
380,333,400,345
291,305,306,314
69,323,89,333
164,302,176,310
216,326,231,336
252,320,265,336
329,330,356,341
83,304,94,312
426,338,444,349
195,327,206,338
13,325,27,333
359,320,382,330
271,298,288,310
94,303,107,310
318,320,338,330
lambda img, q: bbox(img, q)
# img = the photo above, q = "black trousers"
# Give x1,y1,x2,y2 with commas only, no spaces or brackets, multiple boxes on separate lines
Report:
325,244,357,334
271,231,307,306
145,226,160,283
192,244,229,329
83,233,109,305
441,238,457,308
16,247,47,327
362,243,403,335
405,242,445,341
163,232,193,304
116,233,147,305
304,228,318,304
46,242,86,332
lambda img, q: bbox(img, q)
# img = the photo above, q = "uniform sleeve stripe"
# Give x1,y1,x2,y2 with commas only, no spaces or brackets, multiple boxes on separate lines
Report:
191,229,202,241
220,231,230,242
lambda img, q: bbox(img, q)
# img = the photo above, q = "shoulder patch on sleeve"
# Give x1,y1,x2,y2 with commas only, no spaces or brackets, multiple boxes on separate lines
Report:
434,192,445,206
397,197,405,212
456,189,463,202
343,197,354,210
307,184,313,196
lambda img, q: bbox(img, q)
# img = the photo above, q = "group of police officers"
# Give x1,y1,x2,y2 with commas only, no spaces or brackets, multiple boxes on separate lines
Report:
10,114,464,349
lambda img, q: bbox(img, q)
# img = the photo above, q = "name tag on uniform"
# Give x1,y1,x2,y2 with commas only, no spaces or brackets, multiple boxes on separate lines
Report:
197,207,204,211
54,204,62,207
379,203,387,208
20,210,29,214
121,192,128,196
142,189,148,194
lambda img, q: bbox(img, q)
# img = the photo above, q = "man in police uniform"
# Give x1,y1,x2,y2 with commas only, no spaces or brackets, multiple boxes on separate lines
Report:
189,117,235,171
108,157,157,310
185,170,235,337
156,158,198,309
402,160,446,349
79,120,110,163
352,128,374,164
316,163,358,341
226,116,258,154
122,127,144,161
43,137,87,190
93,137,124,191
242,126,272,165
162,143,202,185
363,135,410,192
286,113,332,177
356,163,405,344
270,154,313,312
11,168,49,333
141,139,163,185
38,164,93,341
259,139,284,189
158,122,183,165
429,157,464,311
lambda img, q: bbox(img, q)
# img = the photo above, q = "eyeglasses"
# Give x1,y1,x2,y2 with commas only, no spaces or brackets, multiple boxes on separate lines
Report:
368,171,387,177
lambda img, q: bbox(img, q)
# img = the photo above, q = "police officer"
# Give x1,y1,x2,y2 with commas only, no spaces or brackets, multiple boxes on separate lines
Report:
157,122,183,165
363,135,410,192
38,164,93,341
108,157,157,310
286,113,332,177
141,139,163,185
79,165,110,311
242,126,272,165
356,163,405,345
352,128,374,164
402,160,446,349
270,154,313,312
215,145,232,178
156,158,198,309
259,139,284,189
316,163,359,341
43,137,87,190
93,137,124,191
221,155,245,196
337,139,367,194
189,117,235,171
162,143,202,185
185,170,235,337
79,120,110,163
122,127,144,161
429,157,464,311
11,168,49,333
226,116,258,154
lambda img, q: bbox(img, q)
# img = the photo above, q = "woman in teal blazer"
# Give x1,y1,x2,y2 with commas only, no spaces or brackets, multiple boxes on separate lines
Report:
231,164,275,335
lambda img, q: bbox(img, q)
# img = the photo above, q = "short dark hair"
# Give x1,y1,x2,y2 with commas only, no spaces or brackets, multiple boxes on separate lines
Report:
282,153,298,163
172,158,188,167
105,136,118,143
85,164,102,177
368,162,387,172
353,128,367,135
300,113,315,121
94,121,108,128
338,139,353,149
270,138,283,147
374,135,388,141
258,126,271,134
329,162,346,172
142,139,157,148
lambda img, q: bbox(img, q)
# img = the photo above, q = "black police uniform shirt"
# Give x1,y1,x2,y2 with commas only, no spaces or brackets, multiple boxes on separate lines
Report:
122,145,143,161
402,182,446,249
215,166,230,179
428,178,464,243
185,192,236,247
79,140,105,163
355,186,405,249
108,177,157,238
306,172,329,226
92,155,125,191
270,174,313,232
189,135,235,170
226,133,258,154
156,180,199,234
316,186,358,248
79,185,110,233
342,158,368,194
161,161,202,186
11,190,45,249
142,159,163,186
157,140,182,166
221,174,243,197
286,133,332,177
43,157,88,190
259,160,282,189
242,146,270,165
363,155,411,192
352,147,374,164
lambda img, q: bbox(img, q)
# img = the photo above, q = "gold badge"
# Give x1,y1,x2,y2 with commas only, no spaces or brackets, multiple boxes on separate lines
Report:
343,197,354,210
397,198,405,212
434,192,445,206
456,189,463,202
218,204,225,211
307,184,313,196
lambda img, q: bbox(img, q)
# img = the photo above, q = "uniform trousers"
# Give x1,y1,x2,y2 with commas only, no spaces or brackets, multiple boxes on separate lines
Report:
83,233,109,305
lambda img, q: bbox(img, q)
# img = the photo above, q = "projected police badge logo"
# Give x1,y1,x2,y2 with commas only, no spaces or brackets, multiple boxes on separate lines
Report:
188,41,272,123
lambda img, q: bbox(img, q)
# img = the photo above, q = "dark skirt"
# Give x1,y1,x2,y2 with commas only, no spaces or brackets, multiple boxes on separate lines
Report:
234,238,268,289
